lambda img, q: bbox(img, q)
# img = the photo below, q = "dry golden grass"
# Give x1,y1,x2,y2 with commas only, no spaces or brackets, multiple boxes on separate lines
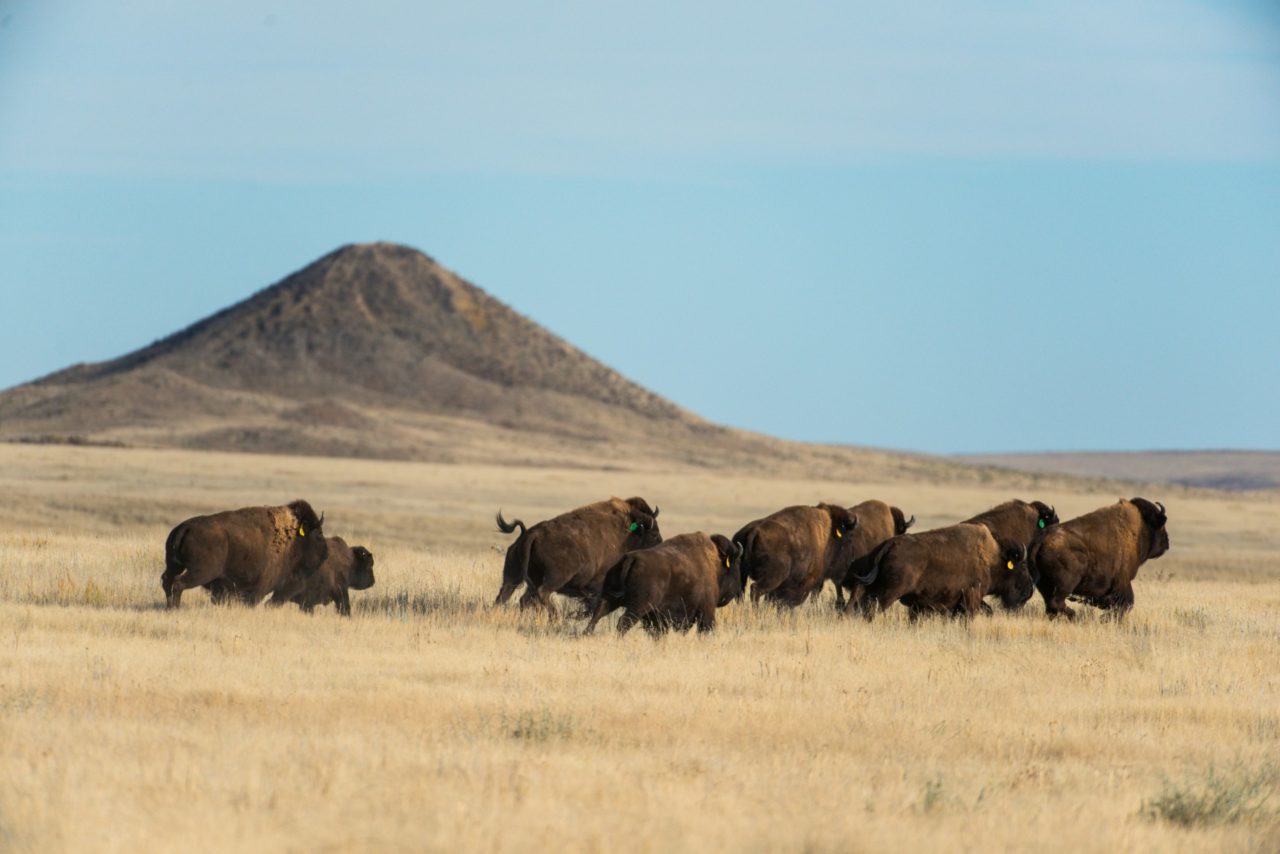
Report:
1,444,1278,853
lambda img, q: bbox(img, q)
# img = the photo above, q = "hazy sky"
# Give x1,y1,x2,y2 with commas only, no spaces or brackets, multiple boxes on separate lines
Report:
2,1,1278,454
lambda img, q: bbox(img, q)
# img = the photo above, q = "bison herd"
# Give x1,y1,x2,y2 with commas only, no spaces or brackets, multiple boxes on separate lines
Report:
160,494,1169,633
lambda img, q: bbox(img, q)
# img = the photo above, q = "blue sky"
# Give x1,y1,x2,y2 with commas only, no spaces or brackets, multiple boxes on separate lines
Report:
2,1,1278,453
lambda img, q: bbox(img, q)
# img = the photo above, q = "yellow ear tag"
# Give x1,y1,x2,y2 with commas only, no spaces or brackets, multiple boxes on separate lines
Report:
835,529,842,538
1006,560,1014,570
299,526,306,538
725,557,731,568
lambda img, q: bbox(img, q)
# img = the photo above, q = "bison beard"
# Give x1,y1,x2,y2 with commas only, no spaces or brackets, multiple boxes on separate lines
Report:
493,497,662,614
585,533,744,635
161,500,328,608
1030,497,1169,620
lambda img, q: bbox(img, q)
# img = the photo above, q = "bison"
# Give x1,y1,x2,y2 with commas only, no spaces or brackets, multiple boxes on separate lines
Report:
733,503,860,607
963,499,1059,547
845,523,1035,620
824,500,914,609
162,500,328,609
270,536,375,616
494,496,662,613
585,533,745,635
1030,497,1169,619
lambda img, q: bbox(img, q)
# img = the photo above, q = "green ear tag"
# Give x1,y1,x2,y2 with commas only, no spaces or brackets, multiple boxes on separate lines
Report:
628,522,639,533
1038,519,1046,529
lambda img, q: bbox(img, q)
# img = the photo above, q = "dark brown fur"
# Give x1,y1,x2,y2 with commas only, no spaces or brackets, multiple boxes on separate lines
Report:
733,503,860,607
493,497,662,613
161,500,328,608
846,523,1034,620
271,536,375,616
585,533,745,635
1030,497,1169,620
828,500,914,608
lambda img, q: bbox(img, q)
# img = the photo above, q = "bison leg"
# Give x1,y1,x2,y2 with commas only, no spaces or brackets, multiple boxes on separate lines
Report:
493,579,521,607
165,566,223,609
1043,591,1076,620
518,585,558,617
616,609,641,636
207,580,235,605
161,569,178,600
1100,581,1134,620
696,611,715,634
960,587,984,619
832,582,846,611
585,597,622,635
333,588,352,617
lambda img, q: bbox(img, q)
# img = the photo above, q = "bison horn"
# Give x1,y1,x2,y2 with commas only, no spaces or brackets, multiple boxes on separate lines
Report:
1017,542,1027,562
733,541,744,559
1155,501,1165,517
906,515,916,529
652,505,660,518
319,512,325,527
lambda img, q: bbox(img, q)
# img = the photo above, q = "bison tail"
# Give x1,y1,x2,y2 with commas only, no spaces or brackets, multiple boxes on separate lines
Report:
495,511,526,537
853,539,895,587
164,523,189,572
1026,537,1044,586
599,555,633,607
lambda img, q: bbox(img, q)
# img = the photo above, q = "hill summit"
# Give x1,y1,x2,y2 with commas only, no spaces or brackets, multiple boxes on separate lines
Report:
45,242,684,416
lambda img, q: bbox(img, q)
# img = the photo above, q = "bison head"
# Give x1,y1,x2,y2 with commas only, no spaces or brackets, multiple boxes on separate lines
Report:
891,507,916,536
992,541,1035,610
289,499,329,575
1030,501,1059,532
1131,498,1170,561
350,545,376,591
624,498,662,548
820,504,859,541
711,534,745,605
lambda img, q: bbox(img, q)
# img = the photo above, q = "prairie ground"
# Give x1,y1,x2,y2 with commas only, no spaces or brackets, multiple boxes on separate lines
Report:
1,444,1278,853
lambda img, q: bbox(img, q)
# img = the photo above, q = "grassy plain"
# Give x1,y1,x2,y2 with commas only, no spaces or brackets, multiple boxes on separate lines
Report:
1,443,1278,852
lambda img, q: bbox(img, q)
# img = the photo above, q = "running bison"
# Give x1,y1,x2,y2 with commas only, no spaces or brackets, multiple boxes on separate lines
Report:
734,503,860,607
826,500,914,608
964,499,1059,548
1030,498,1169,619
494,496,662,612
162,500,328,608
585,533,745,635
272,536,375,616
845,523,1034,620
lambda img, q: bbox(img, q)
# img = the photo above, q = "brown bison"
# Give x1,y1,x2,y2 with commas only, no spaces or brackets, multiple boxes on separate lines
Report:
271,536,375,616
825,500,914,608
845,523,1034,619
494,496,662,613
733,503,860,607
963,499,1059,547
1030,498,1169,619
162,500,328,608
584,533,745,635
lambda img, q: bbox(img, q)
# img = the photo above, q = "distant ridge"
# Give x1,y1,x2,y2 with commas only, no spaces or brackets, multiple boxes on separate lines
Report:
959,450,1280,492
